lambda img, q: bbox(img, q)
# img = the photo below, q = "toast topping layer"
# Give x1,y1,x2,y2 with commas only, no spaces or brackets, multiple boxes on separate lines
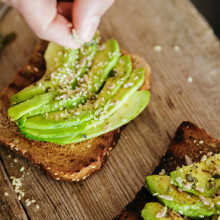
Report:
7,35,150,145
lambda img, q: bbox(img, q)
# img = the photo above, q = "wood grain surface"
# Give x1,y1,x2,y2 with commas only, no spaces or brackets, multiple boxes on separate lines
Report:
0,0,220,219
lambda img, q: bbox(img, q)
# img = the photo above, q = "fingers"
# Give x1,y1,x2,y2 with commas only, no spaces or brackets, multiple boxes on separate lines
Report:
44,14,80,49
14,0,80,49
73,0,115,42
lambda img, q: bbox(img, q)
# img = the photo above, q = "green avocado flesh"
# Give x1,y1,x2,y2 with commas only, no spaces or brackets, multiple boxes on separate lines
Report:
21,55,132,129
141,202,185,220
145,175,219,219
8,37,150,145
170,154,220,197
20,90,150,144
10,33,99,106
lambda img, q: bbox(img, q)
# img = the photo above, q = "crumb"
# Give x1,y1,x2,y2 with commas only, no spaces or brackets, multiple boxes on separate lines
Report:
187,76,193,83
173,46,180,51
153,45,162,52
4,192,9,196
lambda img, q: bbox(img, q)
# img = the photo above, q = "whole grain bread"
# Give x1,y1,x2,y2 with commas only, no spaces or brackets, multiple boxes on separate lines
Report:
114,121,220,219
0,40,151,182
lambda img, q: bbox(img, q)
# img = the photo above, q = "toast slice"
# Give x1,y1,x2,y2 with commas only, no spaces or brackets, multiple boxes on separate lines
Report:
0,40,151,182
114,121,220,219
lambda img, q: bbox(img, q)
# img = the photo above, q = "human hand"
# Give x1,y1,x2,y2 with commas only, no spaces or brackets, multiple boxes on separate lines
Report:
2,0,114,48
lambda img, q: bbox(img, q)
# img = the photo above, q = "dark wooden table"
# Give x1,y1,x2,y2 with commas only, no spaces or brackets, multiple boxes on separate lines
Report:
0,0,220,219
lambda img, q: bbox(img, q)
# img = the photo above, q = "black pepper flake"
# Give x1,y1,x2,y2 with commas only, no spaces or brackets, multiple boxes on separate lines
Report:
213,174,220,179
83,135,87,138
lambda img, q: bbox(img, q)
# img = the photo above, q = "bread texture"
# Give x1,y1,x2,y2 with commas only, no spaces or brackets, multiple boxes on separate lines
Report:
114,121,220,219
0,40,151,182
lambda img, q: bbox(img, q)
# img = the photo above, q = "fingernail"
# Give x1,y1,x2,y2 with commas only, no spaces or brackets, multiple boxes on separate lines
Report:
78,16,100,42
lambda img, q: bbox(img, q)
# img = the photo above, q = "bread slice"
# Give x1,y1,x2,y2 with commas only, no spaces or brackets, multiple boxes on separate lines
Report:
114,121,220,219
0,40,151,182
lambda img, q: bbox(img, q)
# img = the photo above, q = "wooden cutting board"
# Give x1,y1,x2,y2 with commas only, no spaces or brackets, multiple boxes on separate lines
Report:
0,0,220,219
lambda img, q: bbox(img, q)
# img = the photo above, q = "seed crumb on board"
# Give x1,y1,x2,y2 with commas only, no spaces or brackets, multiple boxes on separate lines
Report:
4,192,9,196
173,45,180,51
187,76,193,83
153,45,162,52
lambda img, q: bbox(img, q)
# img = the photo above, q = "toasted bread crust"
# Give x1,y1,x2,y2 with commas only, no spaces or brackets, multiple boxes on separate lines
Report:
0,40,150,182
115,121,220,219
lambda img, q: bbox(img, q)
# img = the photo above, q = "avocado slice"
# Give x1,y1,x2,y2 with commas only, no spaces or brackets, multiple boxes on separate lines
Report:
170,153,220,197
10,43,79,105
19,68,145,139
20,39,120,118
22,55,132,129
10,33,100,106
19,90,150,144
8,91,57,121
9,35,99,119
141,202,186,220
146,175,219,218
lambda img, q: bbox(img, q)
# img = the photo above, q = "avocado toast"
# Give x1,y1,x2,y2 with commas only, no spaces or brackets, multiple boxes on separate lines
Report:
115,121,220,219
0,37,150,181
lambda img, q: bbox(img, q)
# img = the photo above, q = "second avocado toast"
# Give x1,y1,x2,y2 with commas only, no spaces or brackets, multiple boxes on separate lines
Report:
115,121,220,220
0,34,151,181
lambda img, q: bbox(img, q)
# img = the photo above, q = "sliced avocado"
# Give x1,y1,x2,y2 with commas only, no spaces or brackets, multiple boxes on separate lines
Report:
22,55,132,129
8,91,57,121
10,43,79,105
146,175,219,218
21,39,120,118
170,153,220,197
141,202,186,220
19,68,145,138
10,33,99,106
19,90,150,144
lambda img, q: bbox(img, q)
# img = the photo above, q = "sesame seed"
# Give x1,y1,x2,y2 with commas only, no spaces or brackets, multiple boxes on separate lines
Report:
20,167,25,172
175,177,183,185
153,45,162,51
196,187,204,193
185,155,193,165
173,46,180,51
201,155,207,162
199,140,204,144
159,195,173,201
187,76,193,83
4,192,9,196
156,207,167,218
199,195,209,206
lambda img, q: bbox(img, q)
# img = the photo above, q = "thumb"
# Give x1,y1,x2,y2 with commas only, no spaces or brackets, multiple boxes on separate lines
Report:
72,0,115,42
